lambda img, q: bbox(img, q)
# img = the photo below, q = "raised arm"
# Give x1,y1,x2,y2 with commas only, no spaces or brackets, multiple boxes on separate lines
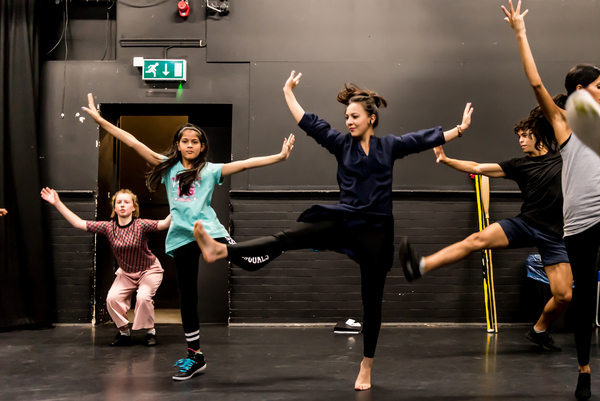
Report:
443,103,474,143
283,71,306,123
157,214,171,231
502,0,570,145
221,134,295,176
434,146,506,178
40,187,87,230
81,93,163,166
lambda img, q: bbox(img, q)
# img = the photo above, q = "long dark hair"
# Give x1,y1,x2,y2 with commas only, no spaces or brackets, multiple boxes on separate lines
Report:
146,123,209,196
514,94,567,152
337,83,387,128
565,64,600,95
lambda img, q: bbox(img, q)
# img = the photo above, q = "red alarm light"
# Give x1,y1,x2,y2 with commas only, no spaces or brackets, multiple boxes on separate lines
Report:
178,1,189,17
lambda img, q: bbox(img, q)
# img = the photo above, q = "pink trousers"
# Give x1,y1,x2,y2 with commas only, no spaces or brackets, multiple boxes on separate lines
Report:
106,259,164,330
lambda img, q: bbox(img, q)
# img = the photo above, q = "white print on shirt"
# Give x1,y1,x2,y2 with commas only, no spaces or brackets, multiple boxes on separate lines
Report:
172,176,200,202
241,255,270,264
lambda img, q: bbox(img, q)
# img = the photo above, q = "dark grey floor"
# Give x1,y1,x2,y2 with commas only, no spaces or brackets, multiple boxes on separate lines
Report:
1,324,598,400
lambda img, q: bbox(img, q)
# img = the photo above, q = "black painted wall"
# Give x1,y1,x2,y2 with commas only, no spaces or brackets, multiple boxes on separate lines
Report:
229,194,536,324
37,0,599,323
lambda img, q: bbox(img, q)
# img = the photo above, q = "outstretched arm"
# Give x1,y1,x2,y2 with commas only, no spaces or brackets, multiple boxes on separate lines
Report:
81,93,163,166
283,71,306,123
221,134,295,176
434,146,506,178
502,0,570,145
40,187,87,230
392,103,474,159
157,214,171,231
443,103,474,143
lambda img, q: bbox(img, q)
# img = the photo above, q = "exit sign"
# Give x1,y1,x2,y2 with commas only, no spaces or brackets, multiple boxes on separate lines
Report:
142,59,187,81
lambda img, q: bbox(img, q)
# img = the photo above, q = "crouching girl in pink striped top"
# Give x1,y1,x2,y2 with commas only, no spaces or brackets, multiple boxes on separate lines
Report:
41,187,170,347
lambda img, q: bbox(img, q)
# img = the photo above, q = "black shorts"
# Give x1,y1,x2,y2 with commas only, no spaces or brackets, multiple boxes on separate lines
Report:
498,217,569,266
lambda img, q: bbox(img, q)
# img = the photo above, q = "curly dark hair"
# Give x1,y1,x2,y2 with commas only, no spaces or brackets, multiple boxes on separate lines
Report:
514,94,567,152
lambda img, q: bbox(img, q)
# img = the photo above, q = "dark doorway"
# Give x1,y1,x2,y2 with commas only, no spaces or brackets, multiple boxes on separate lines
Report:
96,103,233,325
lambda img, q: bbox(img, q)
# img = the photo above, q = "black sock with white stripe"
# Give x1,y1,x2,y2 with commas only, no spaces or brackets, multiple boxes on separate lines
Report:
185,330,200,351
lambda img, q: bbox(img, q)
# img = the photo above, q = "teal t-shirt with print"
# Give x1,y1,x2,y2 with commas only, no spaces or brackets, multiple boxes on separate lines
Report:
162,161,229,256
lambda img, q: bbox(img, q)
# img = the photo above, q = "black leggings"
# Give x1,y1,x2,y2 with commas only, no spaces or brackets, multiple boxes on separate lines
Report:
173,241,205,337
172,238,234,347
227,220,394,358
564,221,600,367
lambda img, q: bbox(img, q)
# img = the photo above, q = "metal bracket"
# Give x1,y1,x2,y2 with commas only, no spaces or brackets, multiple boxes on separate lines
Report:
207,0,229,16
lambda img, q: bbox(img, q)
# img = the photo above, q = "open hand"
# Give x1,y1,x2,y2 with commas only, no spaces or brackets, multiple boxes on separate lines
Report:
433,146,448,163
502,0,528,34
460,102,474,132
41,187,60,205
0,208,7,216
283,70,302,92
81,93,102,123
279,134,295,160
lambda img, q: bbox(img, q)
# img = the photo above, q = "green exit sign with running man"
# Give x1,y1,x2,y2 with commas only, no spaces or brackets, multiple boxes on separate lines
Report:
142,59,187,81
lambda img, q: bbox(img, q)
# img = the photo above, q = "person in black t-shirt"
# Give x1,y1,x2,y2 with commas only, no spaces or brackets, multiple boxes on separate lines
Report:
400,109,572,352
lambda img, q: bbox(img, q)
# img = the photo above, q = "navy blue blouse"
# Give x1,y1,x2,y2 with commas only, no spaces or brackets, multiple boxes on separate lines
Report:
297,112,445,227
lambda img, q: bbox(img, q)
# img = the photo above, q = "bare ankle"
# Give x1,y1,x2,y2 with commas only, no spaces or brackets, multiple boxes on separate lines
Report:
218,243,228,258
579,365,591,374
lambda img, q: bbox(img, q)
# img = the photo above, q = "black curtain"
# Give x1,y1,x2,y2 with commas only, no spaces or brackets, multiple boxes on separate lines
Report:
0,0,54,329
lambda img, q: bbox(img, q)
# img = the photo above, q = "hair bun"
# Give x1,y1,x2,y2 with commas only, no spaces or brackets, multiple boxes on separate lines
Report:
336,83,387,108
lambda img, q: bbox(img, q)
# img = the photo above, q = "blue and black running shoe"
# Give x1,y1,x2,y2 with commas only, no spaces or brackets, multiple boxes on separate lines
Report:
172,349,206,381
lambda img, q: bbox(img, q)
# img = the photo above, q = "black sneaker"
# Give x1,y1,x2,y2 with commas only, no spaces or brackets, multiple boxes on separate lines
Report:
525,326,562,352
144,333,157,347
110,333,132,347
172,350,206,381
576,373,591,400
399,237,421,282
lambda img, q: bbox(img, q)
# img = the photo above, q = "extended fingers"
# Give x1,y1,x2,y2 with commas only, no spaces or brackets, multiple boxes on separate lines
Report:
463,102,472,115
466,106,474,118
87,93,95,108
515,0,522,14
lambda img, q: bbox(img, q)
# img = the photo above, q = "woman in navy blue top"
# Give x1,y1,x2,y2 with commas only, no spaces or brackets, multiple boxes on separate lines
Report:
193,70,473,390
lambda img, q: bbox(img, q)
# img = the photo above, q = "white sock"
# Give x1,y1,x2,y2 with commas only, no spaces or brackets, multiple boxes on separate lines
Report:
147,328,156,335
120,329,131,336
419,258,426,276
533,326,545,334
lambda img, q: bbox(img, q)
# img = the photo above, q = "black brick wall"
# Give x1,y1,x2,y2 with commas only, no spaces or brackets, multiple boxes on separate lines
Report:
48,193,540,325
45,196,95,323
229,193,536,324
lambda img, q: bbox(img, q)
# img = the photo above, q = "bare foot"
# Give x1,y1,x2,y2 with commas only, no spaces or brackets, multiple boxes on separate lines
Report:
193,221,228,262
355,357,373,391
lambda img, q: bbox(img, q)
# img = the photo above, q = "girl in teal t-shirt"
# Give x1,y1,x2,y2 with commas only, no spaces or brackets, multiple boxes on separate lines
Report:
83,93,294,381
